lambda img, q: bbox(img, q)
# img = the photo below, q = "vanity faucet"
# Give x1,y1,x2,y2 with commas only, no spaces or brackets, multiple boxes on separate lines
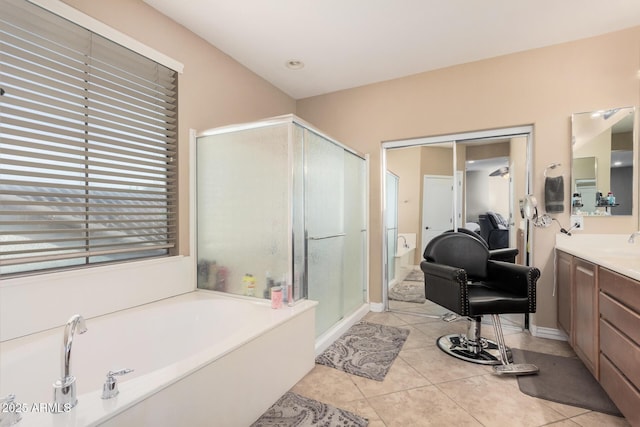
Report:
398,235,409,248
53,314,87,412
628,231,640,243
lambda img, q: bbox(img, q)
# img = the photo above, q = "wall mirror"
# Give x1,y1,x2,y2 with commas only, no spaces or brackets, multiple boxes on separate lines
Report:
382,126,533,324
571,107,635,216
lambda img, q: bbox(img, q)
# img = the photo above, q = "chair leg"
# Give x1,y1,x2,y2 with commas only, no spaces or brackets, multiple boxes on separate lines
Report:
490,314,539,376
435,317,503,365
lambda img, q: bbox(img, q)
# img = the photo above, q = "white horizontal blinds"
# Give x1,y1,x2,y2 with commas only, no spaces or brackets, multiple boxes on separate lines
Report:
0,0,178,275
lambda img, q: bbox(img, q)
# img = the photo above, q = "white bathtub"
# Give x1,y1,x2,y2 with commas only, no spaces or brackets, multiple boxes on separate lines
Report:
0,291,317,427
392,233,417,285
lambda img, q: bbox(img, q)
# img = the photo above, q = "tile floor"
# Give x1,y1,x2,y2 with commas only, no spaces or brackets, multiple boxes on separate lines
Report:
290,298,631,427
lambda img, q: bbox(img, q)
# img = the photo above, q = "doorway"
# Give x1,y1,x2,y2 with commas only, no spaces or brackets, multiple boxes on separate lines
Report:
382,126,534,330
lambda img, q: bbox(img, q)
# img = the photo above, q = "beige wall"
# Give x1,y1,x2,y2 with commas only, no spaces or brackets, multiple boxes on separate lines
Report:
387,147,422,243
297,27,640,329
54,2,640,330
61,0,297,255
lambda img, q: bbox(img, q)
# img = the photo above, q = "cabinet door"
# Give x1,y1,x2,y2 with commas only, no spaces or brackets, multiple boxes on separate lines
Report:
556,250,573,338
573,258,599,378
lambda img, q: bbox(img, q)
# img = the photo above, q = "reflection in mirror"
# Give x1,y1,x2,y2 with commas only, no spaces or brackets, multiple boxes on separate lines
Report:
385,141,454,313
459,137,528,265
572,107,635,216
386,142,455,272
382,126,532,325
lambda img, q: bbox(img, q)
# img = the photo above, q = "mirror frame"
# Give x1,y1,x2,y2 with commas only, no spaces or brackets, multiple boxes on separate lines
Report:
571,106,636,217
382,125,534,315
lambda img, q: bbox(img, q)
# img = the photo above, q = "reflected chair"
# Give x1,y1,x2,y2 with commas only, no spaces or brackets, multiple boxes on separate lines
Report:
420,232,540,375
447,227,518,263
478,211,510,250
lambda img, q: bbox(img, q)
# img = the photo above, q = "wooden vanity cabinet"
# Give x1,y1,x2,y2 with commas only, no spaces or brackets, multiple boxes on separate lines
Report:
572,258,599,378
556,250,640,425
555,250,599,377
599,268,640,426
556,250,573,337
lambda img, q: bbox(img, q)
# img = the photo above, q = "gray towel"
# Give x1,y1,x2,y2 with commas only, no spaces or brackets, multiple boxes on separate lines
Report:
545,176,564,213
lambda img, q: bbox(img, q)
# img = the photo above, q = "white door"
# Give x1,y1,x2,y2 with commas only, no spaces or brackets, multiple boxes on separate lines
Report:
421,175,454,256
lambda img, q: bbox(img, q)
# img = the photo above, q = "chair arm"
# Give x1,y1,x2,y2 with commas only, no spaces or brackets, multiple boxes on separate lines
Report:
420,261,469,315
489,247,518,263
486,260,540,311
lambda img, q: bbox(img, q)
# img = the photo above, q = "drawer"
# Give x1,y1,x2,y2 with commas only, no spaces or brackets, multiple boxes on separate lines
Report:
600,354,640,427
600,319,640,389
600,292,640,345
600,268,640,313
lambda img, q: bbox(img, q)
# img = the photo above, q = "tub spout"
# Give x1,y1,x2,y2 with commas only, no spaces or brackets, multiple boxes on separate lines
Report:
53,314,87,412
629,231,640,243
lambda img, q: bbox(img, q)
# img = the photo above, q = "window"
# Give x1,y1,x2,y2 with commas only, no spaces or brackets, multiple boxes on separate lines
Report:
0,0,178,276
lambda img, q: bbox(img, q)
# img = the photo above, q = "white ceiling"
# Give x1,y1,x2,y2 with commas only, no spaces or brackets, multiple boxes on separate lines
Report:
143,0,640,99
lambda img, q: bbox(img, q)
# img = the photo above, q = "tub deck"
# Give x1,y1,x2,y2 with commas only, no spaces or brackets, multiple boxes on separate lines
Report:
0,291,317,426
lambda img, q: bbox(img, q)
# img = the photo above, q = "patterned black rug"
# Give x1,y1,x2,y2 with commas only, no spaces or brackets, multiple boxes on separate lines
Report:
251,391,368,427
315,321,410,381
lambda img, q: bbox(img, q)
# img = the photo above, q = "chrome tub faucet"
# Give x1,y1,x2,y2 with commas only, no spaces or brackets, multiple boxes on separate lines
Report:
628,231,640,243
53,314,87,412
0,394,22,426
101,369,134,399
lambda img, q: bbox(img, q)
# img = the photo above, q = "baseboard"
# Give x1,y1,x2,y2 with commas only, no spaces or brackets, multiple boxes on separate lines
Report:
314,303,369,355
369,302,384,312
530,325,568,341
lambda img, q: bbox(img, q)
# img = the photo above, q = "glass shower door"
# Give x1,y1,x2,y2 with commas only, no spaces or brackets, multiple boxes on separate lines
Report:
305,130,345,337
343,152,367,315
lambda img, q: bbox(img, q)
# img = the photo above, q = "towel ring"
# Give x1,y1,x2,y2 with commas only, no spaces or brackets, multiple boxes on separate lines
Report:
544,162,562,178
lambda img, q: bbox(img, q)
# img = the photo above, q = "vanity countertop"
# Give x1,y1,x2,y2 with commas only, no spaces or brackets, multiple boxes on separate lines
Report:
555,233,640,281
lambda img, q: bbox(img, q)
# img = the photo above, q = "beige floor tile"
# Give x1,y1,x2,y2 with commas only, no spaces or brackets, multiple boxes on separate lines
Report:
437,373,567,427
569,411,631,427
535,399,592,419
504,333,575,357
389,301,450,318
337,398,385,426
390,311,441,325
363,311,408,327
367,385,483,426
286,309,631,426
399,346,492,384
399,324,437,350
290,365,363,408
350,356,431,397
411,317,469,342
545,420,582,426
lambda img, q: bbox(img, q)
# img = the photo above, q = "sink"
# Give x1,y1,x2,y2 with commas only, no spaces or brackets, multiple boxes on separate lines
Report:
599,247,640,258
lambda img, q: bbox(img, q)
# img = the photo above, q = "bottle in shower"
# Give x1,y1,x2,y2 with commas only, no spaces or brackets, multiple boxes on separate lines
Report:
242,273,256,297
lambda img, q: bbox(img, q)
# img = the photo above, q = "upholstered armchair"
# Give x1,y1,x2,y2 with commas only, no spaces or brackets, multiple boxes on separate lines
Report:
447,227,518,263
478,211,510,250
420,231,540,375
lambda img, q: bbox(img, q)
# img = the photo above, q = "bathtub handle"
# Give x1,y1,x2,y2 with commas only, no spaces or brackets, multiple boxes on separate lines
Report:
0,394,22,426
308,233,346,240
101,369,134,399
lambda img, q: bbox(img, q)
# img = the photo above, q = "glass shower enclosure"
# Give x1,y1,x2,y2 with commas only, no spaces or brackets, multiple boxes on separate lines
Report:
196,115,367,337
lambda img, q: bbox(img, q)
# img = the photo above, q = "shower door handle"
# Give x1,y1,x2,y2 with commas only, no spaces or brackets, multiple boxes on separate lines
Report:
308,233,346,240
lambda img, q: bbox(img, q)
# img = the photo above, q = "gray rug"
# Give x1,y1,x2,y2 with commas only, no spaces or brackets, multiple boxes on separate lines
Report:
251,391,368,426
511,348,622,417
388,280,425,303
404,270,424,282
315,321,410,381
